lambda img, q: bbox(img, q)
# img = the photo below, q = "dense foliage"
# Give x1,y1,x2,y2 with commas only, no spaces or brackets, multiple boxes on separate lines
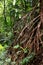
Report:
0,0,33,44
0,0,34,65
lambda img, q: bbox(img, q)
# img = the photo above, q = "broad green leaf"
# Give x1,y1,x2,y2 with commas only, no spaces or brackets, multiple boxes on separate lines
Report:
14,45,20,49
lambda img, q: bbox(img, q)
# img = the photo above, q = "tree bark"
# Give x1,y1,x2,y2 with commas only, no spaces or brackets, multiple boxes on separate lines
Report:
40,0,43,23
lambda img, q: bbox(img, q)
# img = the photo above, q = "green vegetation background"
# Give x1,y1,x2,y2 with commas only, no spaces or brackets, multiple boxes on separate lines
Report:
0,0,37,65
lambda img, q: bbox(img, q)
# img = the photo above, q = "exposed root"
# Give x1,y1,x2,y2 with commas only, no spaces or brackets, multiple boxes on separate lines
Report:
7,2,43,64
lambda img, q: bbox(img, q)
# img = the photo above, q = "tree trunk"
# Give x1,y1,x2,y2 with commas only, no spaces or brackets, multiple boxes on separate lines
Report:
40,0,43,23
4,0,7,25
